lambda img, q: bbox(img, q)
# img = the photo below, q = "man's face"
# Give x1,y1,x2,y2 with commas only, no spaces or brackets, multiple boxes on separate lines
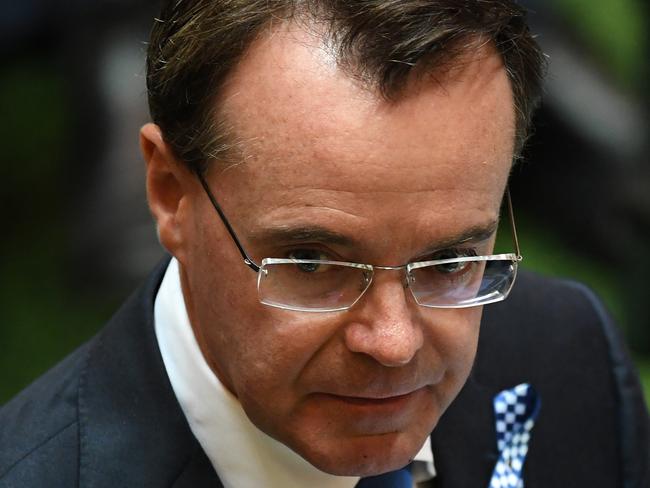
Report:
165,24,514,476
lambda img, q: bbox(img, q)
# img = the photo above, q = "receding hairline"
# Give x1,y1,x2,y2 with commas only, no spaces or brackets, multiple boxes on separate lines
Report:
146,0,544,171
208,17,514,172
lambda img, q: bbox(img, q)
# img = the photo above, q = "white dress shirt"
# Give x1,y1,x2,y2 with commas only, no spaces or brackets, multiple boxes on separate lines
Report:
154,258,435,487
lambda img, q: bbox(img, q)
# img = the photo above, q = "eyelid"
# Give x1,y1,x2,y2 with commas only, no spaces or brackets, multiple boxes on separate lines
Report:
415,246,480,263
437,247,479,257
418,226,497,254
285,245,340,261
448,246,479,256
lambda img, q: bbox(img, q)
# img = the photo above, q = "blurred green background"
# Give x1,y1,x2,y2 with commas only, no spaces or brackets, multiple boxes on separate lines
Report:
1,0,649,406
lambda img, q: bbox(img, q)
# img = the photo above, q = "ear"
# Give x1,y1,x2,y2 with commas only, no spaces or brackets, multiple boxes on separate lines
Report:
140,123,192,261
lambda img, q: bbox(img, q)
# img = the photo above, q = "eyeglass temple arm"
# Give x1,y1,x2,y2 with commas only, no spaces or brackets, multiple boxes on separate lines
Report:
505,187,522,260
195,170,261,272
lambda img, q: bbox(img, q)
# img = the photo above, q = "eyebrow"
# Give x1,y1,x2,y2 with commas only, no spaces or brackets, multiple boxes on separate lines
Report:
248,220,498,253
418,221,499,255
248,226,359,248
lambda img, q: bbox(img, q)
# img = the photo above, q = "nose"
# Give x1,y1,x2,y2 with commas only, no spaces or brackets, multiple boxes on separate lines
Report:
343,271,423,367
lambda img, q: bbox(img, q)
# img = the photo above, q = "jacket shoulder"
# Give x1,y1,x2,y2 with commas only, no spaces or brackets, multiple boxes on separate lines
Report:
0,343,89,486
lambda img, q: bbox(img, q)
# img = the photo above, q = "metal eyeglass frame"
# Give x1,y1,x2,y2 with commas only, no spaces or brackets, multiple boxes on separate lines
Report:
195,169,523,310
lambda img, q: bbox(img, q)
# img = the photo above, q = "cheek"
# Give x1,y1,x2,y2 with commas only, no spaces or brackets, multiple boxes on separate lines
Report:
180,217,270,391
214,313,347,448
200,295,342,403
426,307,482,406
239,313,342,383
446,307,482,357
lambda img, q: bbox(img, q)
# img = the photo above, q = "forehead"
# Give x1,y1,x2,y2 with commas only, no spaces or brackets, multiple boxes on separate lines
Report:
211,21,515,249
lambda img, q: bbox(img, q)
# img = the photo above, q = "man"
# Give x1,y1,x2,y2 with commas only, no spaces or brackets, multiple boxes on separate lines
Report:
1,1,648,487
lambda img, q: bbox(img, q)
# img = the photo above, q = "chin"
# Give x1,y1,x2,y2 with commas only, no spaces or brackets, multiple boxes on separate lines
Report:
291,429,429,477
269,387,444,476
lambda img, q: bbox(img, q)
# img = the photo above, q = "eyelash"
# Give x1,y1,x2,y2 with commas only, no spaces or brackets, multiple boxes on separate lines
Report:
425,247,479,261
286,247,338,261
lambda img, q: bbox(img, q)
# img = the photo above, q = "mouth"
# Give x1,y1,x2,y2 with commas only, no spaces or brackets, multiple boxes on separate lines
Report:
317,386,431,412
309,387,431,434
331,391,417,405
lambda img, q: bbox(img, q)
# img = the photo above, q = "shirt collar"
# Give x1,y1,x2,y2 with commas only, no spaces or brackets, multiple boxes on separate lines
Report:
154,258,434,487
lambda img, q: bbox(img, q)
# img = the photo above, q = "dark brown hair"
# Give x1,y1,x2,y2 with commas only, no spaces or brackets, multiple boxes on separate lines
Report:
146,0,545,171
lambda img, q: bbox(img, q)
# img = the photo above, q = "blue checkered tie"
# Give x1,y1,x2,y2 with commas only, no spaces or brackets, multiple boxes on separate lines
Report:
489,383,540,488
356,465,413,487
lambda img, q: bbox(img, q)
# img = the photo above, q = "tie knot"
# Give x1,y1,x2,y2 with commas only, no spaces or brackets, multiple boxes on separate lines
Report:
356,465,412,487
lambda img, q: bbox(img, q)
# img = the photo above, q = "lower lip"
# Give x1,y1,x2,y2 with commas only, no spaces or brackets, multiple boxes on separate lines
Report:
318,388,427,415
309,387,432,434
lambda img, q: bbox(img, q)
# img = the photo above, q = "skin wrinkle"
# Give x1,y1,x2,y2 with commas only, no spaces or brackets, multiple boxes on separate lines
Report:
249,194,498,226
212,177,499,212
258,183,496,194
226,139,510,198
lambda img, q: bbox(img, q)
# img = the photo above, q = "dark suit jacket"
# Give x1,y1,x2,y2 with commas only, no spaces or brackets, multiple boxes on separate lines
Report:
1,260,648,487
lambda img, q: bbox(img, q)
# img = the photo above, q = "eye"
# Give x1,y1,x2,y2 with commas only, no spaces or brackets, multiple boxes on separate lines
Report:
287,249,330,273
431,248,477,274
436,260,469,274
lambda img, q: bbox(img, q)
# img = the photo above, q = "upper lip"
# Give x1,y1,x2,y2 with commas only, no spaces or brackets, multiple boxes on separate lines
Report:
310,365,443,400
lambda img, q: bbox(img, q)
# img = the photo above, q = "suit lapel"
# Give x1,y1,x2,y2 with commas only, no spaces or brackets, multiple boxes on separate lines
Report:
428,286,543,488
171,445,224,488
78,258,222,487
429,374,497,487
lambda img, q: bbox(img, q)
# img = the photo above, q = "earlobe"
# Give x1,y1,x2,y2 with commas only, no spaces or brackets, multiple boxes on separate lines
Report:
140,123,190,260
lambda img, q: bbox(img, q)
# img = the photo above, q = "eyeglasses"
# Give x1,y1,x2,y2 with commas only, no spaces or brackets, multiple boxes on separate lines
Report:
196,171,522,313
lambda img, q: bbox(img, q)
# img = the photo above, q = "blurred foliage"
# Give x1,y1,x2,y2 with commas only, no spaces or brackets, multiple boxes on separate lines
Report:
0,60,69,186
0,251,115,402
514,214,625,326
636,358,650,407
0,58,118,402
551,0,647,90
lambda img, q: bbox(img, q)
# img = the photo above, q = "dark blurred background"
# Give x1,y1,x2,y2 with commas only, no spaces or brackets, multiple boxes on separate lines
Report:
1,0,649,404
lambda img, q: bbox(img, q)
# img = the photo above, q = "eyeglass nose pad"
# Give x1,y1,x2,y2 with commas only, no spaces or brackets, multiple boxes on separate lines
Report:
404,271,415,289
360,270,372,291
